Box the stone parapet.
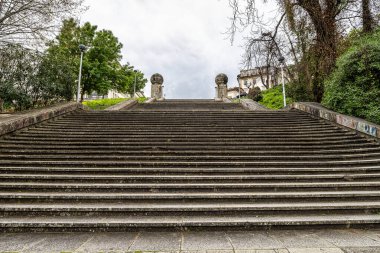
[104,99,137,111]
[291,102,380,139]
[0,102,84,136]
[241,99,270,111]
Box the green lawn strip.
[82,98,129,110]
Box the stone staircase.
[0,99,379,231]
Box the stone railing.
[291,102,380,139]
[0,102,85,136]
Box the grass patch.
[258,85,293,109]
[82,98,129,110]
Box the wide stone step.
[1,173,379,183]
[1,213,379,232]
[1,201,380,213]
[1,159,380,168]
[1,166,379,174]
[0,140,371,147]
[1,190,380,201]
[1,153,379,162]
[0,143,377,151]
[1,182,380,192]
[15,131,356,138]
[3,147,380,155]
[4,135,363,142]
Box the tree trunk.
[297,0,338,102]
[362,0,373,33]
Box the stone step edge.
[1,191,380,199]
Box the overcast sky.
[82,0,247,99]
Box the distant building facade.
[227,66,289,99]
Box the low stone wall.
[0,102,84,136]
[291,102,380,139]
[145,98,156,103]
[241,99,270,111]
[104,99,137,111]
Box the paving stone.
[235,250,278,253]
[129,232,181,251]
[75,232,137,252]
[316,230,380,248]
[206,250,234,253]
[275,250,290,253]
[287,248,344,253]
[25,233,91,253]
[341,247,380,253]
[227,231,283,249]
[0,233,47,252]
[182,232,232,250]
[268,230,334,248]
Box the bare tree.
[0,0,84,46]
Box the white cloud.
[82,0,245,98]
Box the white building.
[227,67,289,99]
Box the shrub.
[322,29,380,124]
[248,87,263,101]
[258,85,293,109]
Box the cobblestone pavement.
[1,229,380,253]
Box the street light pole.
[278,56,286,107]
[237,75,241,101]
[133,70,137,98]
[77,44,87,103]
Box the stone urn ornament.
[215,73,228,100]
[151,73,164,100]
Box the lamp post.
[278,56,286,107]
[133,70,137,98]
[77,44,87,103]
[237,75,241,101]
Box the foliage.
[257,85,293,110]
[322,29,380,124]
[82,98,129,110]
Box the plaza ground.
[1,229,380,253]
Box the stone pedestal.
[215,73,228,100]
[151,73,164,100]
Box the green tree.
[47,18,147,101]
